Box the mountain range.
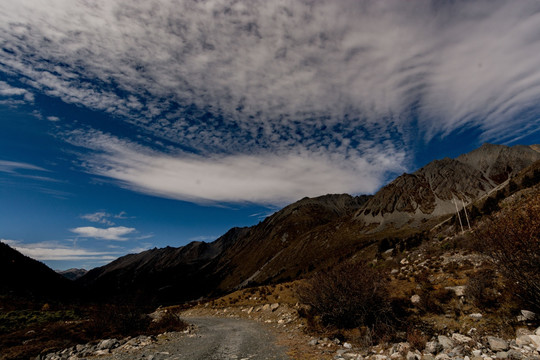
[2,143,540,304]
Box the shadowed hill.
[78,226,249,303]
[0,242,78,301]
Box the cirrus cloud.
[1,0,540,206]
[0,0,539,151]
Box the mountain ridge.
[76,143,540,303]
[355,143,540,228]
[5,143,538,305]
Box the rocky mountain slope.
[72,143,539,304]
[356,143,540,228]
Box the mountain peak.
[356,143,540,227]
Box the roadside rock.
[487,336,509,352]
[516,335,534,346]
[507,349,523,359]
[520,310,537,320]
[425,340,443,354]
[435,353,451,360]
[445,286,466,297]
[438,335,455,350]
[97,338,119,350]
[452,333,473,344]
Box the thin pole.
[461,199,471,230]
[453,197,464,233]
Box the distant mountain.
[0,242,77,300]
[77,143,540,304]
[57,268,88,281]
[78,226,248,303]
[78,194,370,303]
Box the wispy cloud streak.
[1,239,119,261]
[67,130,406,205]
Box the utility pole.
[453,197,464,233]
[461,198,471,230]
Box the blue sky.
[1,0,540,270]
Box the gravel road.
[92,317,290,360]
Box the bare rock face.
[360,158,490,217]
[457,143,540,183]
[357,144,540,225]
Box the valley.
[2,143,540,360]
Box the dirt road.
[92,317,290,360]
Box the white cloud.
[47,116,60,122]
[0,160,61,185]
[1,239,118,261]
[70,226,136,241]
[80,211,132,226]
[68,130,406,205]
[249,210,279,221]
[1,0,539,154]
[2,0,540,208]
[0,81,34,103]
[114,211,129,219]
[0,160,48,174]
[129,246,152,254]
[80,212,114,226]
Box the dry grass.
[0,302,188,360]
[209,281,300,308]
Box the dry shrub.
[475,190,540,314]
[407,326,427,350]
[149,311,188,333]
[465,268,499,309]
[412,272,452,314]
[297,262,395,339]
[84,304,151,338]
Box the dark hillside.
[0,242,77,301]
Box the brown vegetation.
[297,262,396,340]
[0,302,188,360]
[474,190,540,315]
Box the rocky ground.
[35,316,289,360]
[36,289,540,360]
[182,300,540,360]
[36,241,540,360]
[36,302,540,360]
